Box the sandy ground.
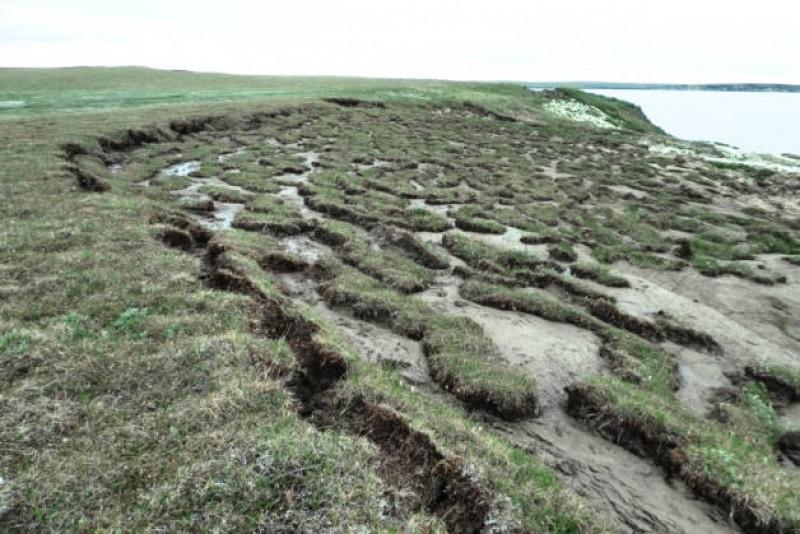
[611,263,800,368]
[492,409,739,533]
[417,271,603,407]
[410,245,739,531]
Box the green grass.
[0,66,552,118]
[571,262,630,287]
[233,196,311,236]
[198,184,254,203]
[203,245,597,531]
[454,212,507,234]
[443,231,542,272]
[344,362,602,533]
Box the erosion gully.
[139,138,740,532]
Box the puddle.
[273,151,319,184]
[272,151,324,221]
[169,174,251,230]
[162,161,201,177]
[108,164,122,174]
[201,203,244,230]
[298,151,319,169]
[282,235,332,263]
[173,176,251,198]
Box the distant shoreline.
[524,82,800,93]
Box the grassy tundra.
[2,67,800,532]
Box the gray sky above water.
[1,0,797,83]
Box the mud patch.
[68,165,109,192]
[744,365,800,405]
[277,186,323,221]
[244,272,490,532]
[418,272,604,407]
[333,396,489,533]
[669,343,733,414]
[170,176,251,230]
[323,97,386,109]
[313,301,431,386]
[606,266,800,369]
[491,410,738,533]
[566,383,776,533]
[777,431,800,467]
[371,226,450,270]
[154,225,195,252]
[281,236,331,264]
[779,403,800,429]
[204,202,245,230]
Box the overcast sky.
[1,0,797,83]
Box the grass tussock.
[567,377,800,532]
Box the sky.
[1,0,798,83]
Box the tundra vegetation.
[2,67,800,532]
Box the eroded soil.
[64,97,800,531]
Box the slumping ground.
[2,69,800,533]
